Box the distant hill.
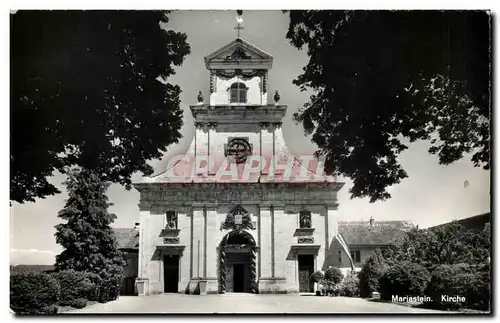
[10,264,55,274]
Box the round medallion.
[226,138,251,164]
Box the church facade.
[133,36,344,295]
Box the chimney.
[369,217,374,226]
[134,222,140,230]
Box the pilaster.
[259,207,272,278]
[192,207,205,278]
[205,206,218,278]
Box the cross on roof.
[234,23,244,37]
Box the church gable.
[204,38,273,70]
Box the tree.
[428,222,491,266]
[358,248,387,297]
[11,11,191,204]
[54,168,125,282]
[378,261,431,301]
[285,11,491,202]
[384,223,491,270]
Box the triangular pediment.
[204,37,273,70]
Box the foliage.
[10,272,60,315]
[11,10,191,203]
[339,275,360,297]
[324,267,343,285]
[424,263,490,311]
[54,169,126,298]
[97,277,121,303]
[466,263,491,311]
[70,298,88,309]
[51,270,95,306]
[285,11,490,202]
[310,271,325,283]
[358,249,387,297]
[384,223,491,271]
[378,262,431,301]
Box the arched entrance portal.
[219,230,258,294]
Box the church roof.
[204,37,273,70]
[114,228,139,250]
[338,220,414,246]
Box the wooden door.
[163,255,179,293]
[298,255,314,293]
[299,270,311,292]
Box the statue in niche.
[166,211,178,229]
[299,211,312,229]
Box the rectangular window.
[230,89,238,103]
[337,250,342,263]
[350,250,361,263]
[239,88,247,102]
[166,211,178,229]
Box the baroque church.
[130,30,344,295]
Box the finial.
[197,91,204,104]
[274,90,281,104]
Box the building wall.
[120,251,139,295]
[137,201,340,295]
[328,242,390,276]
[192,123,282,178]
[210,75,267,106]
[122,251,139,278]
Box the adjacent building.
[330,219,413,275]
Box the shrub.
[378,262,431,301]
[324,267,343,285]
[359,249,387,298]
[310,271,324,284]
[82,272,104,301]
[339,275,360,297]
[97,277,121,303]
[10,272,60,314]
[425,263,490,311]
[70,298,88,309]
[51,270,95,306]
[467,263,490,311]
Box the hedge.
[51,270,96,306]
[10,270,123,314]
[424,263,490,311]
[10,272,60,315]
[378,262,431,301]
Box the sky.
[10,10,491,265]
